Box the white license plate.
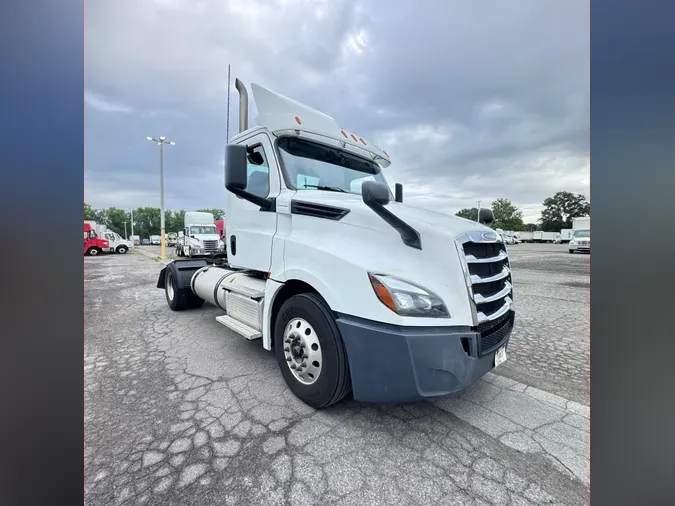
[494,346,507,367]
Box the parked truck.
[150,235,161,245]
[84,222,109,256]
[533,231,559,243]
[156,79,515,408]
[166,232,178,247]
[100,226,133,254]
[560,229,573,243]
[569,217,590,254]
[215,219,226,242]
[519,231,534,243]
[176,212,225,258]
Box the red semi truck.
[84,222,109,256]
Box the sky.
[85,0,589,224]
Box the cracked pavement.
[85,244,589,505]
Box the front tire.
[274,293,351,409]
[569,249,574,254]
[117,246,128,254]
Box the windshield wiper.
[302,184,346,193]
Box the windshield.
[276,137,391,196]
[190,226,217,235]
[574,230,590,238]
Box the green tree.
[84,202,99,221]
[133,207,162,239]
[539,192,589,232]
[100,207,129,236]
[456,208,478,221]
[197,208,226,220]
[166,210,186,233]
[491,198,525,231]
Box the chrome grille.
[456,231,514,325]
[203,240,218,253]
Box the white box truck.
[560,229,573,243]
[150,235,161,245]
[569,217,590,253]
[519,231,534,243]
[156,79,515,408]
[176,212,225,258]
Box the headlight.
[368,273,449,317]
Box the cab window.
[246,145,270,198]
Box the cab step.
[221,283,265,299]
[215,315,262,340]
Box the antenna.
[226,64,231,143]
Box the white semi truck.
[176,211,225,258]
[156,79,515,408]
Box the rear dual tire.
[274,293,351,409]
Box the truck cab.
[84,222,109,256]
[103,230,133,254]
[156,79,515,408]
[176,212,225,258]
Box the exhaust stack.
[234,78,249,133]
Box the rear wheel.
[274,293,351,409]
[87,247,101,256]
[165,268,204,311]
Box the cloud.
[84,91,134,114]
[85,0,588,223]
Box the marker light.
[295,116,302,125]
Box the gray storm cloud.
[85,0,588,223]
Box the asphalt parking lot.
[85,243,589,505]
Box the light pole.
[146,136,175,259]
[476,200,482,222]
[124,222,128,240]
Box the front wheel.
[569,249,574,254]
[274,293,351,409]
[117,246,128,254]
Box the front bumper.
[569,243,590,251]
[336,312,514,404]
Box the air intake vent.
[290,200,350,221]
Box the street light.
[476,200,482,223]
[146,136,175,259]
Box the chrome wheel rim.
[283,318,322,385]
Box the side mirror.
[362,181,391,207]
[225,144,248,191]
[178,231,184,238]
[478,208,494,226]
[394,183,403,203]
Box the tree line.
[455,191,589,232]
[84,203,225,239]
[85,190,588,238]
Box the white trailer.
[176,211,225,258]
[156,79,516,408]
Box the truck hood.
[292,190,493,240]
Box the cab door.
[226,132,281,272]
